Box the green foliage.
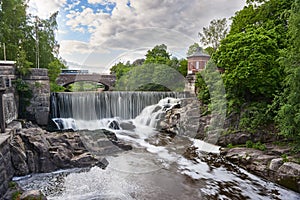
[116,63,185,91]
[12,191,21,200]
[67,81,104,92]
[201,0,298,145]
[187,43,202,56]
[178,59,188,77]
[0,0,27,60]
[16,49,33,76]
[47,58,67,91]
[239,102,273,132]
[14,78,32,118]
[281,154,289,162]
[8,181,17,189]
[214,27,281,109]
[246,140,266,151]
[144,44,171,65]
[195,73,210,104]
[50,82,65,92]
[195,60,226,115]
[0,1,64,81]
[110,61,131,79]
[112,44,186,91]
[199,18,228,51]
[15,78,32,98]
[47,58,66,82]
[276,0,300,142]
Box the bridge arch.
[56,74,116,91]
[62,80,110,91]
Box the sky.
[27,0,246,74]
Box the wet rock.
[10,127,103,175]
[10,135,29,176]
[71,152,98,167]
[269,158,284,171]
[108,120,120,130]
[94,158,109,169]
[278,162,300,176]
[222,147,300,193]
[217,132,251,146]
[120,121,136,130]
[158,97,201,138]
[20,190,47,200]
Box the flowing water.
[15,92,300,200]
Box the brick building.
[187,49,210,75]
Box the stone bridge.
[56,74,116,90]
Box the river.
[14,92,300,200]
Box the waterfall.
[51,91,189,121]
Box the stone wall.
[0,61,18,126]
[23,69,50,125]
[0,134,14,197]
[3,93,18,124]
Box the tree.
[115,63,185,92]
[187,43,202,56]
[110,61,132,79]
[198,18,228,51]
[178,59,187,77]
[276,0,300,140]
[0,0,28,61]
[0,1,66,91]
[144,44,171,64]
[214,27,281,108]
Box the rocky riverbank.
[222,145,300,193]
[160,98,300,193]
[2,121,133,199]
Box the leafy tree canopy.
[144,44,171,65]
[0,0,66,91]
[198,18,228,51]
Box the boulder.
[222,147,300,193]
[278,162,300,176]
[269,158,284,171]
[10,127,103,175]
[20,190,47,200]
[119,121,136,130]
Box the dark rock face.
[223,147,300,193]
[158,98,201,138]
[10,127,100,176]
[217,131,280,147]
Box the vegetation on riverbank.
[0,0,66,91]
[110,44,187,91]
[196,0,300,148]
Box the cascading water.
[14,92,300,200]
[50,91,188,130]
[51,91,189,120]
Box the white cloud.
[81,0,243,54]
[87,0,107,4]
[27,0,67,19]
[60,40,93,55]
[29,0,246,69]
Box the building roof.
[187,49,210,58]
